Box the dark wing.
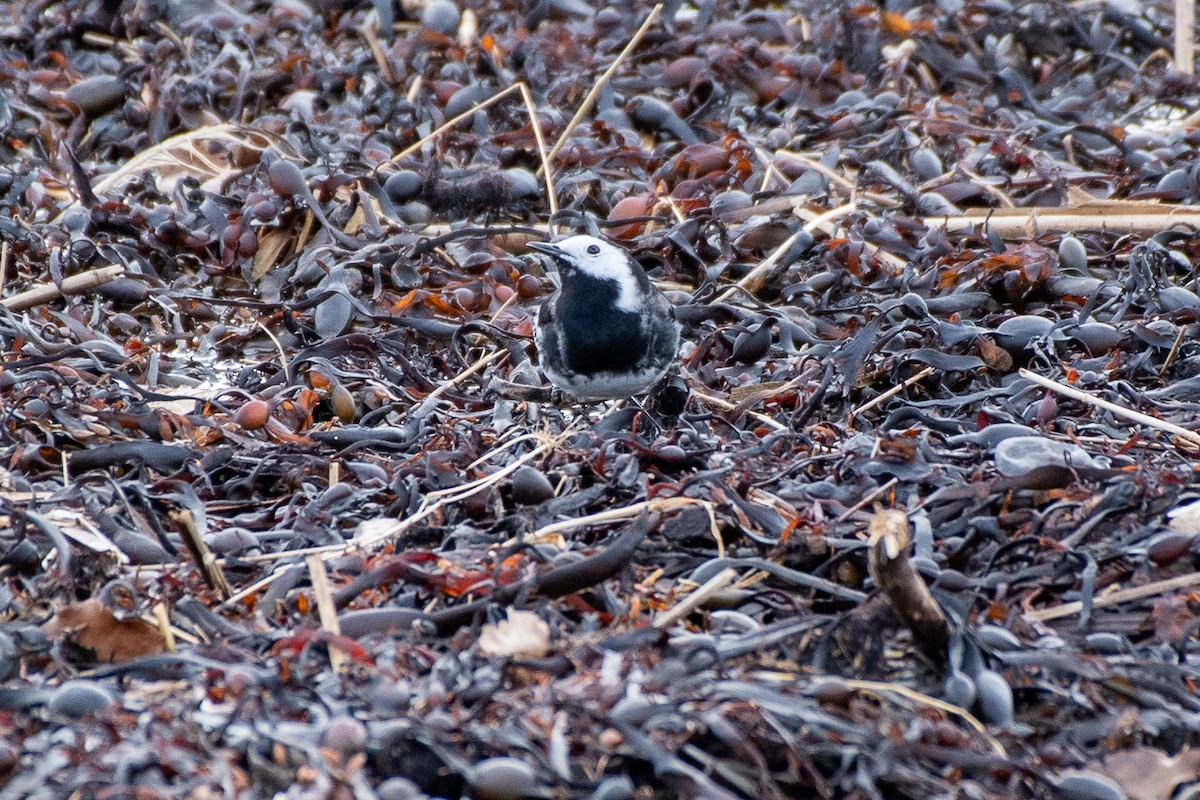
[643,288,682,363]
[534,298,559,361]
[536,297,557,329]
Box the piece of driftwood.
[866,509,949,666]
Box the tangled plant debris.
[3,0,1200,797]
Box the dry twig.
[836,478,898,524]
[772,150,899,207]
[1177,0,1196,74]
[1025,570,1200,622]
[516,82,559,220]
[219,427,579,606]
[716,201,857,301]
[2,264,125,311]
[151,602,176,650]
[654,567,738,629]
[360,17,395,84]
[306,554,345,673]
[686,381,787,432]
[848,366,936,424]
[921,202,1200,238]
[840,679,1004,756]
[1019,368,1200,449]
[542,4,663,168]
[533,497,716,540]
[401,348,504,414]
[387,85,523,166]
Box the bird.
[528,235,681,400]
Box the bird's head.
[528,235,642,312]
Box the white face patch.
[549,235,642,313]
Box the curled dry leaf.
[43,599,166,664]
[478,610,550,659]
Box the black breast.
[555,274,647,375]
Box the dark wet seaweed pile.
[3,0,1200,797]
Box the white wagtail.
[528,235,681,400]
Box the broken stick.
[867,509,949,666]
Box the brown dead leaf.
[43,599,166,663]
[977,336,1014,372]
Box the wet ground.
[2,0,1200,798]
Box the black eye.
[586,244,601,255]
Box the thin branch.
[221,566,291,608]
[866,509,949,665]
[959,166,1016,208]
[172,509,233,600]
[516,82,559,221]
[921,203,1200,238]
[306,554,345,673]
[686,381,787,432]
[2,264,125,311]
[387,84,523,166]
[716,201,856,302]
[1177,0,1195,74]
[654,567,738,629]
[406,74,423,103]
[142,608,199,645]
[840,679,1005,756]
[835,477,898,524]
[542,4,663,169]
[150,602,176,650]
[532,496,715,539]
[0,240,8,297]
[849,366,935,424]
[1019,368,1200,449]
[360,17,395,84]
[1161,324,1187,377]
[217,427,579,606]
[400,348,504,415]
[256,320,291,385]
[772,150,899,207]
[1025,570,1200,622]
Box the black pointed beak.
[528,242,561,256]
